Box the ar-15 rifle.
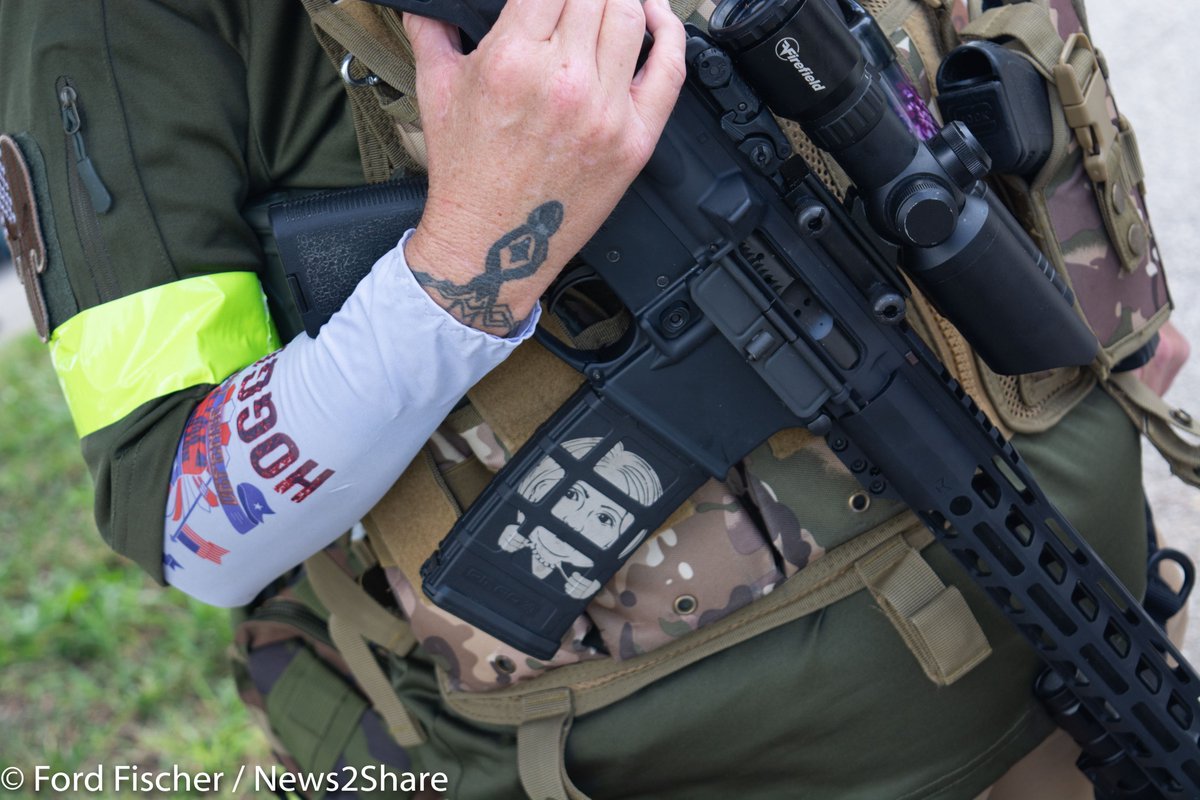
[274,0,1200,795]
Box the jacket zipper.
[57,76,119,301]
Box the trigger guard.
[537,262,632,374]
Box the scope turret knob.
[931,121,992,188]
[694,48,733,88]
[890,179,957,247]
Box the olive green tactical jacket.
[0,1,359,580]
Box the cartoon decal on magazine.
[499,437,664,599]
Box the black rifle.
[274,1,1200,795]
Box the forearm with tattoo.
[411,201,564,336]
[162,236,538,607]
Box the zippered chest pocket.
[55,76,120,304]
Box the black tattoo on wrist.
[413,201,565,334]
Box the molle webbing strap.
[1106,373,1200,491]
[365,446,460,600]
[868,0,960,58]
[439,450,498,508]
[365,326,585,588]
[1056,58,1148,274]
[670,0,706,20]
[467,335,585,454]
[961,3,1075,80]
[855,535,991,685]
[960,3,1150,274]
[302,0,706,182]
[302,0,421,180]
[871,0,923,41]
[302,0,419,107]
[916,0,961,55]
[308,551,417,655]
[306,0,704,95]
[906,3,955,92]
[311,23,413,182]
[327,616,426,746]
[517,689,589,800]
[367,329,731,587]
[306,552,426,747]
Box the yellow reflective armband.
[49,272,281,437]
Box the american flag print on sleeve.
[162,233,539,607]
[164,363,292,568]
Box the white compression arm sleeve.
[162,231,538,606]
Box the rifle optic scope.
[709,0,1100,374]
[710,0,979,245]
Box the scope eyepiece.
[708,0,802,50]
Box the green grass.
[0,333,271,797]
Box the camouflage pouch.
[230,541,436,799]
[949,0,1171,430]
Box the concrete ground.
[0,1,1196,657]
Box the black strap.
[1143,501,1195,626]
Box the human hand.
[403,0,686,335]
[1137,321,1191,396]
[564,572,602,599]
[499,516,530,552]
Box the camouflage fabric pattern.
[386,565,604,693]
[588,479,784,658]
[692,0,717,25]
[427,430,470,472]
[457,422,508,471]
[399,409,879,691]
[400,415,829,689]
[1044,142,1168,349]
[891,28,935,104]
[945,0,1168,352]
[1040,0,1170,351]
[430,416,510,473]
[232,641,434,799]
